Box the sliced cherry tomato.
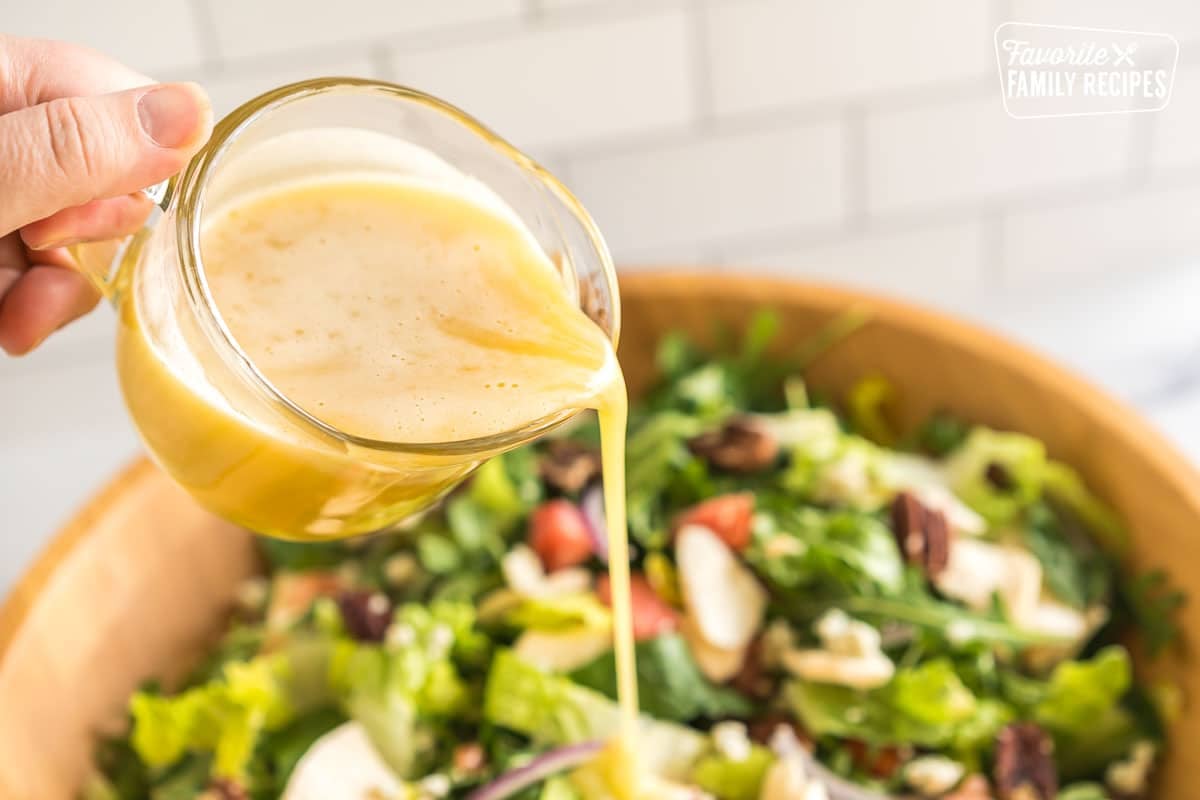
[675,492,755,551]
[597,573,679,640]
[528,499,595,571]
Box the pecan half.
[337,590,393,643]
[687,416,779,473]
[844,739,913,780]
[539,440,602,494]
[994,723,1058,800]
[747,715,814,752]
[890,491,951,578]
[729,636,776,700]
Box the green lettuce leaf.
[692,746,774,800]
[788,660,1003,752]
[130,651,299,781]
[569,634,752,723]
[508,593,612,633]
[483,649,707,780]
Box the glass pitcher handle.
[67,179,171,300]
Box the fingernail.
[138,83,204,149]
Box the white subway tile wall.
[3,0,1200,588]
[6,0,1196,317]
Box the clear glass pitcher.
[71,78,619,541]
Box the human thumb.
[0,82,212,235]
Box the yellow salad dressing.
[115,161,644,792]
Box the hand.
[0,35,213,355]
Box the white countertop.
[3,265,1200,593]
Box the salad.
[87,313,1184,800]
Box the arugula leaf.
[257,538,348,571]
[1118,569,1186,656]
[916,411,970,456]
[570,634,753,723]
[1022,503,1111,609]
[747,506,904,597]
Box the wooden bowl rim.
[4,270,1200,668]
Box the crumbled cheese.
[765,535,804,559]
[418,773,451,799]
[815,609,880,657]
[758,751,829,800]
[428,623,454,659]
[768,725,805,758]
[904,756,965,797]
[501,545,590,599]
[945,619,976,646]
[366,593,390,617]
[502,546,546,596]
[759,620,797,669]
[383,553,419,587]
[385,622,416,649]
[1106,741,1156,796]
[711,721,753,762]
[781,610,894,690]
[814,448,874,509]
[235,577,269,613]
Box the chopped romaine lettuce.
[508,593,612,633]
[789,660,1003,752]
[691,746,774,800]
[484,650,707,780]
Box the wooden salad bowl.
[1,273,1196,798]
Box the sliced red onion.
[467,741,604,800]
[769,728,897,800]
[580,485,609,560]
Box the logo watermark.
[994,23,1179,119]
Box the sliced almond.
[759,750,830,800]
[676,525,767,650]
[681,616,746,682]
[781,648,895,690]
[502,545,591,599]
[934,538,1042,622]
[282,721,402,800]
